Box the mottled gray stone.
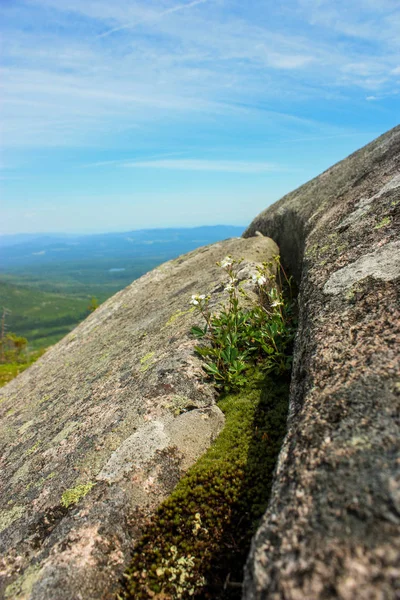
[324,240,400,294]
[336,173,400,230]
[0,236,278,600]
[243,126,400,600]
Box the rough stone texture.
[0,236,278,600]
[243,126,400,599]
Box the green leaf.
[191,325,206,338]
[204,362,223,378]
[194,345,212,357]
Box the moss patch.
[60,482,95,508]
[121,371,289,599]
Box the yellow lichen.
[0,505,25,534]
[163,309,192,328]
[60,482,95,508]
[139,352,155,373]
[374,216,391,229]
[5,566,42,600]
[25,441,41,456]
[165,396,195,416]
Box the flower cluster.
[154,545,205,598]
[217,255,240,293]
[189,254,296,391]
[219,257,233,269]
[190,294,207,306]
[252,273,267,286]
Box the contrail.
[97,0,208,39]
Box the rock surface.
[0,236,278,600]
[243,126,400,598]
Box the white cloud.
[98,0,209,38]
[121,159,288,173]
[2,0,399,149]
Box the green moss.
[121,371,289,599]
[60,482,95,508]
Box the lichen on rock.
[121,372,290,599]
[60,483,95,508]
[0,235,278,600]
[243,125,400,599]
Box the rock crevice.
[243,126,400,599]
[0,236,279,600]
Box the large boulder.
[0,236,278,600]
[243,126,400,598]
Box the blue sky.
[1,0,399,234]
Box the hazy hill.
[0,225,244,346]
[0,226,245,268]
[0,281,91,348]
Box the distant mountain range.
[0,226,244,269]
[0,225,245,347]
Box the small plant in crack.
[190,255,296,392]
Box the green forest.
[0,226,244,386]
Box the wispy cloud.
[121,159,289,173]
[1,0,399,151]
[2,0,398,234]
[98,0,209,38]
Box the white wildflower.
[271,299,283,307]
[252,274,267,286]
[190,294,206,306]
[220,256,233,269]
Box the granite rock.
[0,236,278,600]
[243,126,400,599]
